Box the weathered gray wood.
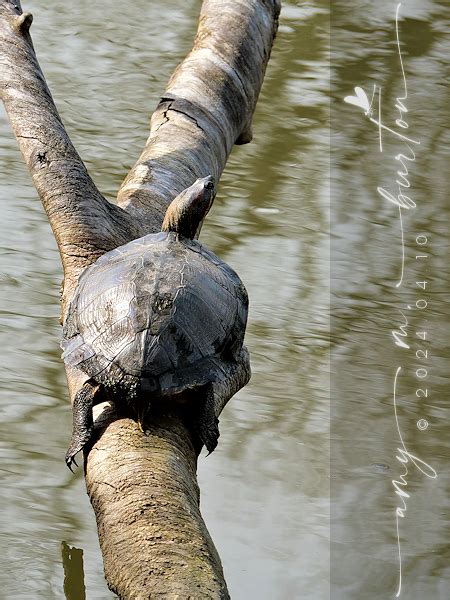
[89,411,230,599]
[117,0,280,236]
[0,0,280,596]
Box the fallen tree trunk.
[0,0,280,596]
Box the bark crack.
[16,133,47,144]
[153,101,173,132]
[91,480,119,492]
[167,107,204,131]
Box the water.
[0,1,448,598]
[331,1,450,598]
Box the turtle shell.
[62,231,248,399]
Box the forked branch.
[1,0,280,596]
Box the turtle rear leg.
[191,352,251,454]
[65,381,97,471]
[193,384,220,455]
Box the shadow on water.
[331,1,450,598]
[61,542,86,600]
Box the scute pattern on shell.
[62,231,248,399]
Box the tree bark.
[0,0,280,597]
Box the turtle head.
[161,175,216,239]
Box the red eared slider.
[62,176,250,469]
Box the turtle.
[62,175,250,470]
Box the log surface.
[0,0,280,596]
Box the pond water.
[0,1,448,598]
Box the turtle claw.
[197,410,219,455]
[65,429,93,471]
[65,453,76,472]
[65,382,95,472]
[65,445,83,471]
[202,426,219,456]
[196,415,219,455]
[191,386,220,455]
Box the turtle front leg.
[65,381,97,471]
[195,349,251,455]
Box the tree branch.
[117,0,280,230]
[87,412,230,598]
[0,0,139,309]
[1,0,280,596]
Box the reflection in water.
[61,542,86,600]
[332,1,450,598]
